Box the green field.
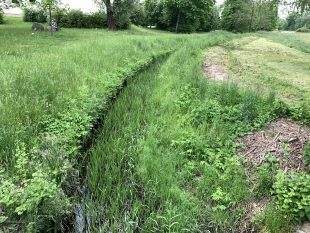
[0,17,309,233]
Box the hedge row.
[23,8,47,23]
[23,8,107,29]
[55,10,107,28]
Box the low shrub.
[55,9,107,28]
[23,8,106,29]
[273,171,310,221]
[23,8,47,23]
[255,154,278,197]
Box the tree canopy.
[222,0,279,32]
[144,0,216,33]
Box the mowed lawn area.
[0,17,309,233]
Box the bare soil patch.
[203,46,229,81]
[238,118,310,172]
[203,64,228,81]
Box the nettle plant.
[0,139,71,231]
[273,171,310,222]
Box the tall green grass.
[0,17,183,231]
[84,32,286,232]
[1,17,308,232]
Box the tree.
[250,0,279,31]
[221,0,252,32]
[282,0,310,13]
[95,0,134,30]
[130,1,147,26]
[284,11,310,30]
[145,0,215,33]
[144,0,164,26]
[39,0,59,33]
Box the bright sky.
[61,0,99,12]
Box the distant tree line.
[221,0,279,32]
[20,0,309,33]
[129,0,280,32]
[282,0,310,31]
[141,0,219,33]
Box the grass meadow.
[0,17,309,232]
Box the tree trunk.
[49,5,53,35]
[175,11,180,33]
[104,0,116,30]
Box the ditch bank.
[66,52,172,233]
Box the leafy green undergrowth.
[251,154,310,233]
[0,17,186,232]
[1,17,309,233]
[84,32,295,232]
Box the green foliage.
[221,0,252,32]
[210,5,221,30]
[250,0,279,31]
[1,16,309,233]
[163,0,216,32]
[254,203,294,233]
[304,142,310,166]
[0,142,71,231]
[54,9,107,28]
[130,2,147,26]
[114,0,135,29]
[290,0,310,13]
[273,171,310,221]
[222,0,279,32]
[284,12,310,31]
[290,103,310,124]
[0,7,3,24]
[144,0,216,33]
[285,12,301,30]
[0,17,180,232]
[40,0,60,13]
[255,154,278,197]
[144,0,164,26]
[23,8,47,23]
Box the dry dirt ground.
[236,118,309,233]
[203,46,229,81]
[238,118,310,172]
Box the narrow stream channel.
[75,56,169,232]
